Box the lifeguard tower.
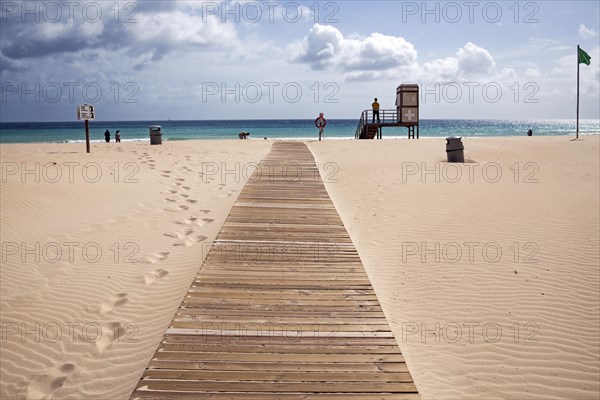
[355,83,420,139]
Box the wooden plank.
[157,344,403,354]
[136,380,418,393]
[132,393,420,400]
[142,370,415,382]
[129,142,419,399]
[145,360,411,372]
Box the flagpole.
[577,45,580,139]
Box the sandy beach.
[309,136,600,399]
[0,140,271,399]
[1,136,599,399]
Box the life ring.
[315,117,327,128]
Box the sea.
[0,119,598,144]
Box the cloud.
[421,42,496,82]
[0,1,240,67]
[292,24,343,70]
[124,11,239,62]
[292,24,417,76]
[579,24,598,40]
[1,16,109,60]
[292,25,499,84]
[456,42,496,74]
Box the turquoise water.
[0,119,598,144]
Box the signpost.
[77,104,95,153]
[315,113,327,141]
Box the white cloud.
[457,42,496,74]
[421,42,496,82]
[292,26,498,85]
[579,24,598,40]
[291,24,417,77]
[292,24,343,70]
[126,11,239,54]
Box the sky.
[0,0,599,122]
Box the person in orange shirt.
[372,98,380,123]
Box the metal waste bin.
[149,125,162,145]
[446,136,464,162]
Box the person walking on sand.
[527,129,533,136]
[372,98,380,123]
[104,129,110,143]
[115,130,121,143]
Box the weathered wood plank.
[129,142,419,399]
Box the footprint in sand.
[142,251,170,264]
[164,198,177,203]
[94,324,123,354]
[186,199,197,204]
[182,186,191,191]
[172,229,202,247]
[175,178,185,182]
[98,293,128,314]
[164,205,189,212]
[143,269,169,285]
[173,216,199,226]
[202,218,214,224]
[27,363,75,400]
[173,237,197,247]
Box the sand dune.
[1,140,270,399]
[309,136,600,400]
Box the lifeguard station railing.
[354,109,399,139]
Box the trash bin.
[149,125,162,145]
[446,136,464,162]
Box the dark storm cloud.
[0,0,237,71]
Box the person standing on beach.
[372,98,380,123]
[527,129,533,136]
[115,130,121,142]
[104,129,110,143]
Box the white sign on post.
[77,104,95,120]
[77,105,94,153]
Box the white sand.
[308,136,600,399]
[1,136,599,399]
[0,140,271,399]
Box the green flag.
[578,47,591,65]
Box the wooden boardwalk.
[130,142,419,399]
